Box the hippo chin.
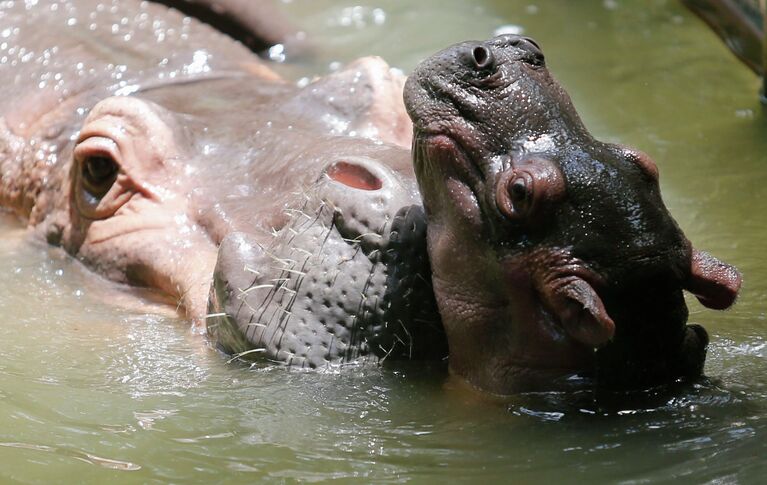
[0,0,741,395]
[404,35,742,393]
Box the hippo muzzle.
[208,154,447,367]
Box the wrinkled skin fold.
[404,35,742,393]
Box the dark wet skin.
[404,35,742,393]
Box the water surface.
[0,0,765,482]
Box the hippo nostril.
[471,46,494,70]
[326,161,383,191]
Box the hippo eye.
[497,170,535,221]
[497,158,564,223]
[81,154,118,199]
[509,176,532,213]
[510,179,528,201]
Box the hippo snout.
[207,152,446,367]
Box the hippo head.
[404,35,741,393]
[38,58,446,368]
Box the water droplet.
[268,43,285,63]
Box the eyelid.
[74,136,120,165]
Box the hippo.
[0,0,443,366]
[403,36,742,392]
[0,1,740,394]
[682,0,764,76]
[682,0,766,100]
[151,0,308,58]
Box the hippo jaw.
[404,35,742,394]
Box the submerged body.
[0,1,741,394]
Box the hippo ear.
[685,249,742,310]
[538,276,615,347]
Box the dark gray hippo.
[404,36,742,392]
[0,0,741,394]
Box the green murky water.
[1,0,765,482]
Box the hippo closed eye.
[404,34,742,392]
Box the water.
[1,0,766,482]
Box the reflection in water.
[0,0,766,482]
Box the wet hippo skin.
[0,0,444,368]
[151,0,309,58]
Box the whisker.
[238,284,275,296]
[226,348,267,363]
